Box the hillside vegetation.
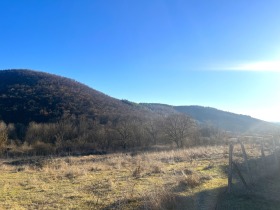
[0,70,221,155]
[0,69,278,156]
[0,69,147,124]
[141,104,277,133]
[174,106,278,133]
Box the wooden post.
[260,139,265,158]
[238,139,253,182]
[228,144,234,193]
[233,162,251,191]
[260,139,266,171]
[272,137,279,169]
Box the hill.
[174,105,264,133]
[0,69,277,134]
[0,69,278,155]
[0,69,147,124]
[141,104,278,133]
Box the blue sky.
[1,0,280,121]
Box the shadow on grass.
[99,177,280,210]
[2,156,48,169]
[101,152,280,210]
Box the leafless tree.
[114,116,133,149]
[162,114,196,148]
[144,117,163,145]
[0,121,8,151]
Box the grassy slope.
[0,145,279,210]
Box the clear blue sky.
[1,0,280,121]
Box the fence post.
[260,139,267,172]
[238,139,253,182]
[228,143,234,193]
[232,162,250,191]
[260,139,265,158]
[272,137,279,169]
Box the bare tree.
[114,116,133,149]
[0,121,8,152]
[144,117,162,145]
[163,114,195,148]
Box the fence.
[213,135,280,210]
[227,135,280,193]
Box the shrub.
[142,186,176,210]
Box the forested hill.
[174,106,265,132]
[0,69,147,124]
[141,104,278,133]
[0,69,277,134]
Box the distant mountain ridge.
[174,105,275,133]
[141,104,278,133]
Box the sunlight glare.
[229,60,280,72]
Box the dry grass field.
[0,144,279,210]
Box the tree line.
[0,113,228,156]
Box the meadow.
[0,144,279,210]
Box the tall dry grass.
[0,144,272,209]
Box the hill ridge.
[141,103,277,133]
[0,69,147,124]
[0,69,277,134]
